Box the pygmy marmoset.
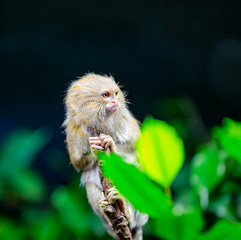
[63,73,148,239]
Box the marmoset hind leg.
[86,182,147,240]
[86,183,133,233]
[85,182,116,238]
[107,187,148,240]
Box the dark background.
[1,0,241,140]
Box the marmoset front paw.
[89,136,105,151]
[89,134,116,153]
[99,134,117,152]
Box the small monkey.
[63,73,148,239]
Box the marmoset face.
[100,88,122,113]
[67,74,125,122]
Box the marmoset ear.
[66,84,82,113]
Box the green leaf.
[0,218,26,240]
[99,152,171,218]
[153,206,203,240]
[208,194,236,221]
[220,181,241,195]
[33,213,61,240]
[174,187,199,208]
[10,170,45,202]
[195,220,241,240]
[135,117,185,187]
[190,143,227,208]
[22,209,61,240]
[51,187,90,235]
[213,118,241,164]
[0,127,52,176]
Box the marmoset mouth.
[106,102,119,113]
[107,105,119,112]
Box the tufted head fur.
[64,73,139,143]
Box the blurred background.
[0,0,241,239]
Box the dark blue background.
[1,0,241,149]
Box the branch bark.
[98,165,133,240]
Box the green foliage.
[213,118,241,164]
[51,185,110,238]
[208,194,236,221]
[136,118,185,188]
[0,128,50,201]
[100,151,204,240]
[101,117,241,240]
[51,186,90,235]
[10,169,45,202]
[190,143,227,208]
[0,218,26,240]
[0,112,241,240]
[0,128,110,240]
[22,210,61,240]
[195,220,241,240]
[98,152,171,218]
[153,207,203,240]
[0,128,51,175]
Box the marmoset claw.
[98,198,115,213]
[107,187,132,220]
[107,187,123,204]
[90,144,104,151]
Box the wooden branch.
[98,165,133,240]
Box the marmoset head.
[65,74,126,124]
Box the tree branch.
[98,164,133,240]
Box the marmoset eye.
[102,92,109,98]
[115,91,118,95]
